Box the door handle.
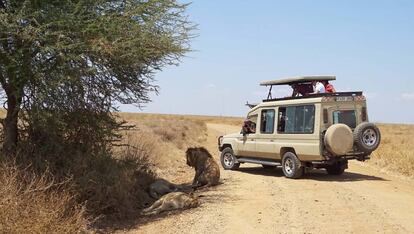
[251,139,255,141]
[270,139,274,142]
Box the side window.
[278,105,315,134]
[260,109,275,134]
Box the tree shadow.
[236,166,387,182]
[96,182,231,232]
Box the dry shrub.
[4,132,158,228]
[368,124,414,178]
[0,162,87,233]
[118,113,210,183]
[60,145,157,221]
[0,111,216,232]
[0,112,210,232]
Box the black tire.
[325,160,347,175]
[354,122,381,153]
[220,147,240,170]
[262,165,276,169]
[281,152,303,179]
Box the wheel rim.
[223,152,234,167]
[362,129,377,147]
[284,158,294,175]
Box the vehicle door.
[255,108,278,159]
[273,104,320,161]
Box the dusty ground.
[123,123,414,234]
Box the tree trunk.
[2,91,21,156]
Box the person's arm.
[312,83,324,94]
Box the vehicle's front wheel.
[281,152,303,179]
[220,147,240,170]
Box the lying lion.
[141,192,199,215]
[186,147,220,188]
[148,179,180,199]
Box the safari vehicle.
[217,76,381,179]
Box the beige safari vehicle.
[218,76,381,178]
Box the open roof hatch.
[260,76,336,99]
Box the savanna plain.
[1,112,413,233]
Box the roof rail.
[260,76,336,86]
[263,91,363,102]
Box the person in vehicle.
[323,81,336,93]
[311,81,325,94]
[242,119,256,134]
[290,83,313,97]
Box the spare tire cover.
[324,124,353,156]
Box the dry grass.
[0,112,212,233]
[121,113,414,179]
[119,113,210,183]
[0,162,88,233]
[121,113,208,150]
[122,113,243,127]
[368,124,414,178]
[1,109,412,233]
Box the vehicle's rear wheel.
[281,152,303,179]
[262,165,276,169]
[220,147,240,170]
[325,160,347,175]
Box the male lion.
[141,192,199,215]
[186,147,220,188]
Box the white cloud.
[401,93,414,101]
[206,83,216,88]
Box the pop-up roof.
[260,76,336,86]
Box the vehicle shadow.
[236,166,387,182]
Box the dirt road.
[130,124,414,234]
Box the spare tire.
[353,122,381,153]
[324,124,354,156]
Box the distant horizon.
[120,0,414,124]
[117,110,414,125]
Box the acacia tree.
[0,0,193,155]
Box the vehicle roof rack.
[262,91,363,102]
[260,76,336,99]
[260,76,336,86]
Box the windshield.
[333,110,356,128]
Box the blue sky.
[121,0,414,124]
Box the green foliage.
[0,0,193,147]
[0,0,193,222]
